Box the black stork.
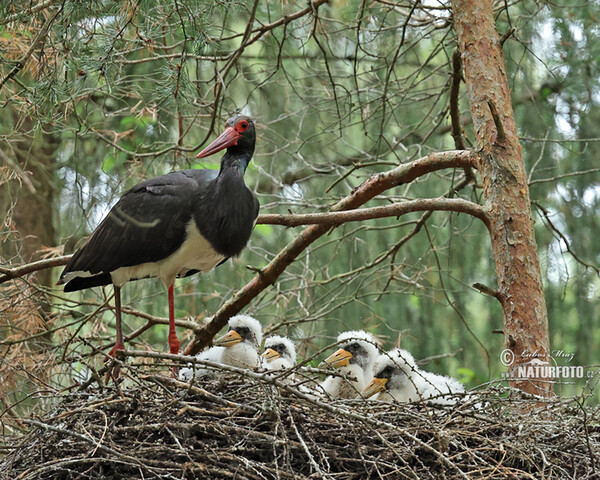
[58,115,259,379]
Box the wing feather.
[60,169,218,288]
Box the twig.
[533,201,600,276]
[22,419,161,474]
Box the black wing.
[60,169,218,291]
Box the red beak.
[196,127,240,158]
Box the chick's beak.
[213,330,243,348]
[262,348,281,362]
[320,348,353,368]
[196,127,240,158]
[361,377,388,399]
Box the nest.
[1,365,599,480]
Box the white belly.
[111,222,225,288]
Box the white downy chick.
[361,348,464,404]
[179,314,263,381]
[262,335,297,371]
[319,330,379,399]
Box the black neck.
[219,149,253,176]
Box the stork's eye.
[238,121,249,131]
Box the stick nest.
[1,369,599,480]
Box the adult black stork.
[58,115,259,379]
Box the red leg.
[167,284,180,376]
[168,284,180,355]
[105,285,125,382]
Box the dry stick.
[185,149,477,354]
[288,413,335,480]
[126,349,471,479]
[0,256,71,284]
[21,419,175,479]
[450,48,466,151]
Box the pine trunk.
[452,0,553,396]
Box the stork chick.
[262,335,297,371]
[361,348,464,404]
[319,330,379,399]
[179,314,262,381]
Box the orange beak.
[262,348,280,362]
[361,377,388,399]
[321,348,353,368]
[213,330,243,348]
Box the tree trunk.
[452,0,552,396]
[0,116,58,315]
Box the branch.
[184,149,476,354]
[499,27,515,46]
[1,152,474,288]
[533,201,600,276]
[0,256,71,284]
[239,0,329,47]
[258,198,488,228]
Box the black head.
[373,350,418,391]
[196,115,256,160]
[375,364,396,381]
[231,325,253,342]
[342,341,369,367]
[270,343,287,356]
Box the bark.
[0,116,58,313]
[452,0,552,396]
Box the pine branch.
[0,5,62,90]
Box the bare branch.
[184,149,476,354]
[533,201,600,276]
[258,198,488,228]
[450,49,466,151]
[0,256,71,284]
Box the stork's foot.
[168,334,180,377]
[104,342,126,383]
[170,345,180,377]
